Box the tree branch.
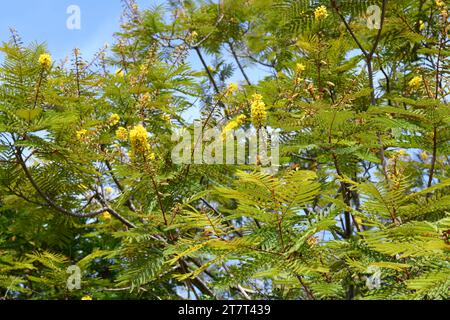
[228,41,252,86]
[15,146,135,229]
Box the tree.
[0,0,448,300]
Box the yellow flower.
[81,296,93,301]
[420,151,429,161]
[38,53,52,69]
[115,69,125,77]
[307,236,319,247]
[294,76,304,86]
[139,64,149,75]
[354,216,363,225]
[436,0,445,8]
[296,63,306,74]
[130,125,148,147]
[314,5,329,21]
[294,64,306,85]
[419,20,425,31]
[102,211,112,221]
[105,187,113,194]
[138,92,152,108]
[252,93,263,101]
[227,82,239,95]
[221,115,247,139]
[76,129,88,141]
[108,114,120,126]
[250,94,267,129]
[222,120,239,139]
[162,114,171,123]
[408,76,422,90]
[129,124,152,157]
[116,127,128,141]
[397,150,407,157]
[236,114,247,125]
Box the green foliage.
[0,0,448,300]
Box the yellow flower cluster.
[419,151,429,162]
[115,69,124,78]
[188,31,198,43]
[38,53,52,69]
[130,125,149,151]
[296,63,306,74]
[102,211,112,221]
[408,76,422,90]
[435,0,448,18]
[81,296,93,301]
[354,216,363,226]
[76,129,88,141]
[419,20,425,31]
[186,31,198,44]
[108,114,120,126]
[162,114,172,123]
[222,121,239,139]
[147,152,156,161]
[236,114,247,125]
[116,127,128,141]
[314,6,329,21]
[250,94,267,129]
[295,63,306,85]
[129,125,154,159]
[138,92,152,109]
[388,151,407,189]
[139,64,149,76]
[396,150,407,157]
[436,0,445,8]
[222,115,247,139]
[105,187,113,194]
[307,236,319,247]
[226,82,239,96]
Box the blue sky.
[0,0,161,60]
[0,0,267,77]
[0,0,267,121]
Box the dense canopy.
[0,0,449,300]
